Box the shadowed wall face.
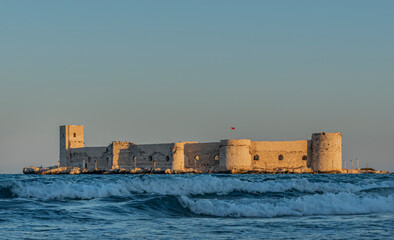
[184,142,220,171]
[112,142,174,170]
[67,147,109,170]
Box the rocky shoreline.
[23,166,390,175]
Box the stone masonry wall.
[250,140,309,170]
[112,142,174,170]
[67,147,109,170]
[183,142,221,172]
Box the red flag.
[231,127,235,130]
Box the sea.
[1,174,393,239]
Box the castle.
[60,125,343,173]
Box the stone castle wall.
[184,142,220,171]
[60,125,342,173]
[112,142,174,170]
[67,147,109,170]
[250,140,310,170]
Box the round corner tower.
[219,139,251,171]
[311,132,342,172]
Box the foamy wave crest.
[178,193,394,217]
[9,175,394,200]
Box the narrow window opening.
[73,133,76,137]
[149,156,153,161]
[278,155,284,161]
[253,155,259,161]
[166,156,170,162]
[302,155,307,161]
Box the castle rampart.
[250,140,310,170]
[59,125,343,173]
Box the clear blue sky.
[1,1,393,173]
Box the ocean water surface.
[0,174,393,239]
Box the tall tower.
[311,132,342,172]
[59,125,84,167]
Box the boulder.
[70,167,81,175]
[23,167,40,174]
[51,167,68,174]
[293,168,303,174]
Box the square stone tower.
[59,125,84,167]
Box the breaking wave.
[178,193,394,217]
[4,175,394,200]
[2,174,394,239]
[2,175,394,218]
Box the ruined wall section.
[183,142,220,172]
[250,140,309,170]
[111,141,132,169]
[311,132,342,172]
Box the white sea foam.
[9,175,394,200]
[178,193,394,217]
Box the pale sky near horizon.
[1,1,394,173]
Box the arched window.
[149,156,153,161]
[253,155,259,161]
[278,155,284,160]
[166,156,170,162]
[302,155,307,161]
